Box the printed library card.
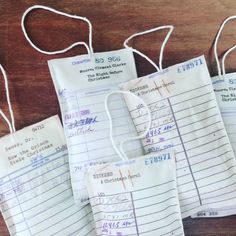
[0,116,95,236]
[120,56,236,218]
[192,73,236,218]
[86,151,184,236]
[48,48,143,205]
[212,73,236,154]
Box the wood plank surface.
[1,0,236,235]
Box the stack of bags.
[0,5,236,236]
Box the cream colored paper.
[86,151,184,236]
[212,73,236,156]
[120,56,236,218]
[0,116,95,236]
[192,73,236,218]
[48,49,143,205]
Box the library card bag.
[120,55,236,218]
[192,16,236,218]
[86,91,184,236]
[212,15,236,156]
[21,4,174,206]
[0,65,95,236]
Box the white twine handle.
[222,44,236,75]
[124,25,174,72]
[214,15,236,76]
[105,90,151,161]
[0,64,16,133]
[21,5,93,55]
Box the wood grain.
[1,0,236,235]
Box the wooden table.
[1,0,236,235]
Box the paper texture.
[0,116,95,236]
[192,72,236,218]
[212,73,236,154]
[120,56,236,218]
[86,151,184,236]
[48,48,143,205]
